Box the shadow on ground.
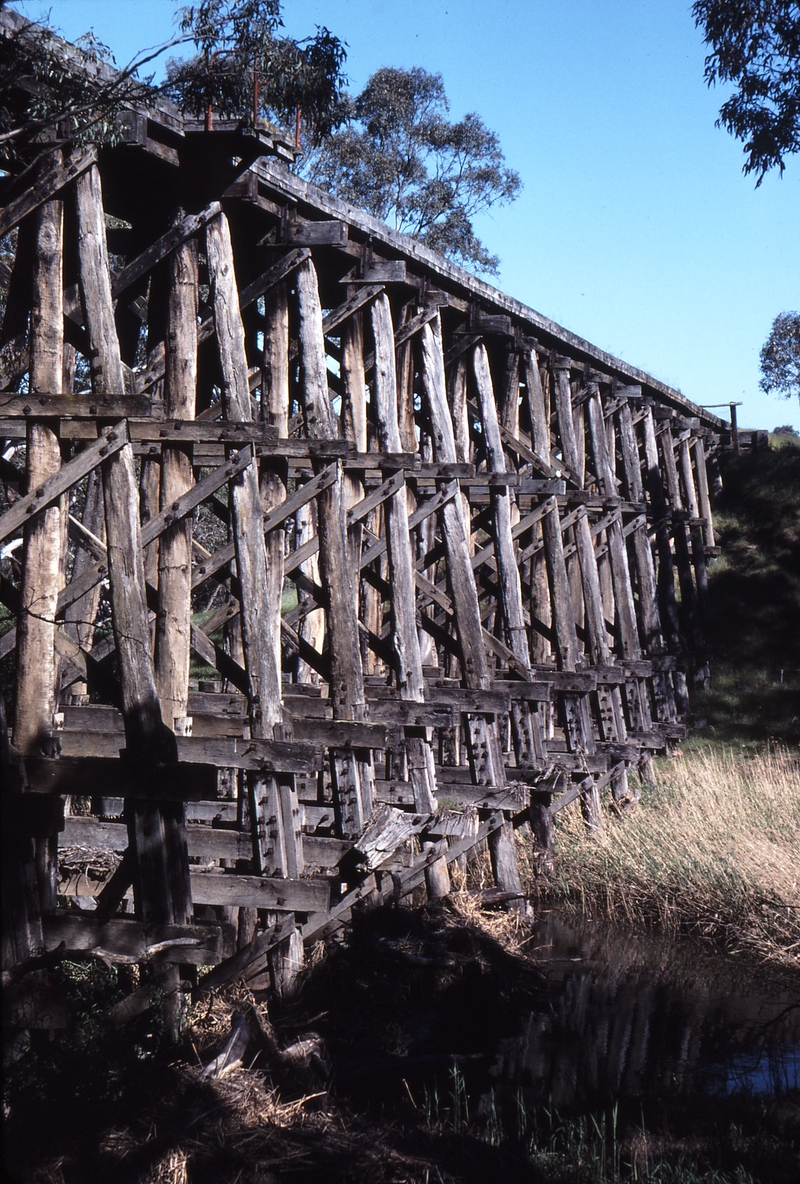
[4,900,799,1183]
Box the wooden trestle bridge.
[1,10,727,1021]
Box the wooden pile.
[0,10,725,1022]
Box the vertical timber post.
[206,213,304,900]
[420,317,523,904]
[75,163,189,1032]
[296,257,373,838]
[371,292,446,895]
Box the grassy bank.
[535,748,800,969]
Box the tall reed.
[539,748,800,968]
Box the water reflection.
[489,914,800,1109]
[711,1046,800,1095]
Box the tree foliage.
[0,0,347,169]
[693,0,800,182]
[304,67,521,274]
[165,0,347,144]
[0,4,164,165]
[760,311,800,403]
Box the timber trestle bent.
[1,10,726,1007]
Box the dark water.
[489,913,800,1110]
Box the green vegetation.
[419,1080,795,1184]
[692,0,800,184]
[690,435,800,748]
[304,66,521,273]
[760,313,800,404]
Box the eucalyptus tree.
[305,67,521,274]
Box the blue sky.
[14,0,800,430]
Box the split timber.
[0,10,726,1008]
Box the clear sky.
[13,0,800,430]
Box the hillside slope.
[693,435,800,747]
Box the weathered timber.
[190,871,329,912]
[14,187,65,761]
[297,256,372,838]
[41,916,229,965]
[74,164,167,756]
[473,343,546,798]
[0,41,725,995]
[301,813,506,944]
[0,145,96,239]
[0,421,127,546]
[372,293,439,834]
[155,222,197,730]
[62,816,351,868]
[420,318,491,695]
[207,211,303,880]
[193,914,296,994]
[75,166,191,1008]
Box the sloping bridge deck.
[0,11,725,994]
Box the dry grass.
[537,747,800,969]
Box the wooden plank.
[0,422,127,545]
[0,395,154,417]
[25,757,218,799]
[374,780,417,806]
[65,816,350,866]
[350,261,408,284]
[0,145,96,239]
[189,871,329,912]
[291,717,387,748]
[287,219,348,245]
[129,421,279,444]
[111,202,221,300]
[488,681,550,702]
[362,699,457,728]
[174,735,322,773]
[58,447,255,615]
[187,691,246,714]
[41,916,228,965]
[63,815,128,849]
[300,834,352,868]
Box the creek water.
[488,912,800,1111]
